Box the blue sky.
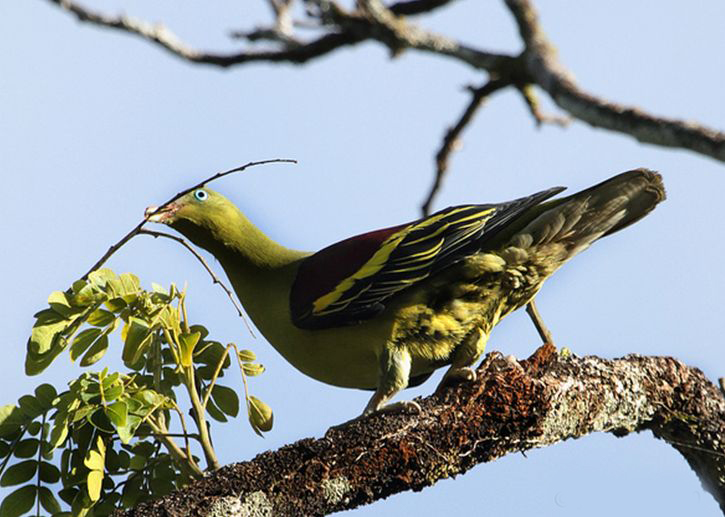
[1,1,723,515]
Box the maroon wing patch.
[289,223,409,327]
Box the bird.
[146,168,665,419]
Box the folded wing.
[290,186,565,329]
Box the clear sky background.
[1,1,724,515]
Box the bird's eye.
[194,189,208,202]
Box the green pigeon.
[146,168,665,417]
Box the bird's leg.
[525,298,555,345]
[361,344,420,417]
[435,327,488,394]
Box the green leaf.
[0,406,26,438]
[149,478,175,497]
[237,348,256,362]
[25,343,66,376]
[205,397,227,423]
[88,269,117,287]
[83,437,106,500]
[105,401,128,428]
[116,450,130,470]
[134,389,165,409]
[121,474,143,508]
[122,317,152,366]
[101,371,119,388]
[104,297,126,313]
[83,450,103,472]
[107,272,141,303]
[17,396,43,420]
[128,454,146,471]
[38,486,61,514]
[0,460,37,486]
[189,324,208,339]
[178,331,201,367]
[33,384,57,409]
[70,328,102,361]
[88,409,114,433]
[101,381,123,403]
[87,308,115,327]
[0,485,37,517]
[248,396,273,435]
[116,414,142,445]
[27,316,67,356]
[242,363,265,377]
[12,439,38,459]
[151,283,169,296]
[79,334,109,367]
[48,290,74,317]
[32,308,65,326]
[38,461,60,483]
[194,341,229,367]
[26,422,41,436]
[87,470,103,502]
[211,385,239,417]
[72,282,104,306]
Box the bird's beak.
[144,202,179,223]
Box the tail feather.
[515,168,665,259]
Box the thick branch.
[118,345,725,516]
[50,0,366,66]
[48,0,725,165]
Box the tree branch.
[47,0,725,164]
[117,344,725,516]
[422,78,510,215]
[504,0,725,161]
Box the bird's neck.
[173,210,307,331]
[174,209,304,269]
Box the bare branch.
[47,0,724,162]
[117,344,725,515]
[50,0,365,66]
[268,0,295,36]
[504,0,725,161]
[515,83,570,128]
[137,230,255,337]
[525,299,554,344]
[421,78,509,215]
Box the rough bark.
[116,344,725,516]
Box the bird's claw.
[378,400,421,415]
[435,366,476,395]
[329,399,422,431]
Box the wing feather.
[290,186,565,329]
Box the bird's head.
[145,188,243,252]
[145,187,230,225]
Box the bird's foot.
[329,400,421,431]
[435,366,476,395]
[375,400,422,416]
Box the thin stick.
[138,229,255,337]
[515,84,570,128]
[82,158,296,279]
[525,299,554,345]
[421,78,509,216]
